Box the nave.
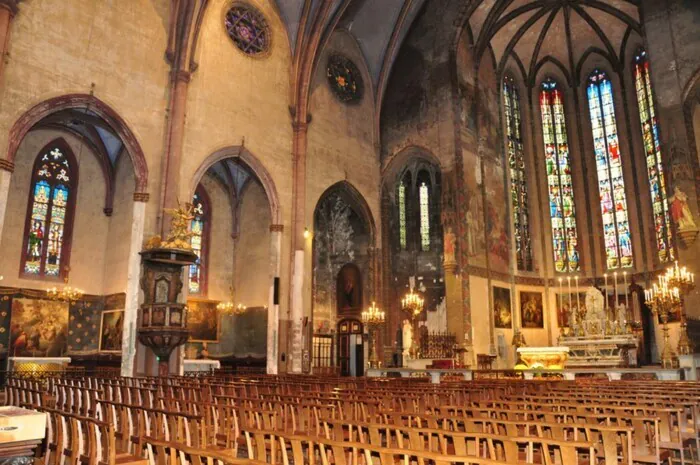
[6,373,700,465]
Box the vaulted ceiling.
[467,0,642,84]
[273,0,426,89]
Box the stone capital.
[133,192,150,203]
[270,224,284,233]
[0,158,14,172]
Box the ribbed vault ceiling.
[469,0,641,83]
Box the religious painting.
[99,310,124,353]
[187,299,219,343]
[336,264,362,318]
[520,291,544,329]
[462,148,486,268]
[10,298,68,357]
[493,286,512,329]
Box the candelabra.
[361,301,385,368]
[47,277,84,303]
[401,285,424,359]
[663,261,695,355]
[216,301,247,315]
[644,275,681,368]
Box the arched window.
[540,78,580,272]
[189,185,210,295]
[20,139,78,280]
[398,175,408,251]
[503,74,532,271]
[417,171,431,252]
[633,48,674,263]
[587,69,633,269]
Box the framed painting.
[187,298,219,343]
[492,286,512,329]
[10,298,69,357]
[99,310,124,353]
[520,291,544,329]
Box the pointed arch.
[6,94,148,193]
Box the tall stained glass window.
[398,181,407,250]
[540,78,580,272]
[21,140,78,279]
[503,75,532,271]
[587,69,633,269]
[634,48,674,263]
[419,182,430,252]
[189,185,210,295]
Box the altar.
[183,359,221,373]
[558,287,638,368]
[7,357,71,373]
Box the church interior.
[1,0,700,463]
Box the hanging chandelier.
[216,301,247,315]
[47,285,84,303]
[401,287,424,319]
[361,301,385,326]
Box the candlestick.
[614,272,619,311]
[558,277,563,319]
[604,273,608,305]
[567,276,572,311]
[623,271,628,310]
[575,276,580,312]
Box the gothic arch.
[6,94,148,193]
[190,146,281,225]
[313,181,377,244]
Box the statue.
[670,186,698,231]
[402,319,413,360]
[444,227,457,268]
[160,202,195,250]
[583,287,606,336]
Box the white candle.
[558,277,563,318]
[614,272,619,310]
[623,272,628,310]
[575,276,580,311]
[604,273,608,305]
[567,276,572,311]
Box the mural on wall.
[313,189,370,333]
[99,310,124,353]
[10,298,68,357]
[520,291,544,329]
[462,148,486,267]
[493,286,512,329]
[483,159,510,273]
[458,83,477,132]
[187,299,219,343]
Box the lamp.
[217,283,247,315]
[644,275,681,368]
[47,273,83,303]
[663,261,695,355]
[361,301,385,368]
[401,278,424,359]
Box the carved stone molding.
[133,192,150,203]
[270,224,284,233]
[0,158,14,172]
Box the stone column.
[267,224,283,374]
[0,159,13,245]
[288,121,308,373]
[159,71,190,232]
[121,193,148,376]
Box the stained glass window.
[189,185,210,295]
[327,55,363,103]
[540,78,580,272]
[634,49,674,263]
[21,142,77,279]
[398,182,407,250]
[225,4,270,56]
[587,70,633,269]
[419,182,430,252]
[503,75,532,271]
